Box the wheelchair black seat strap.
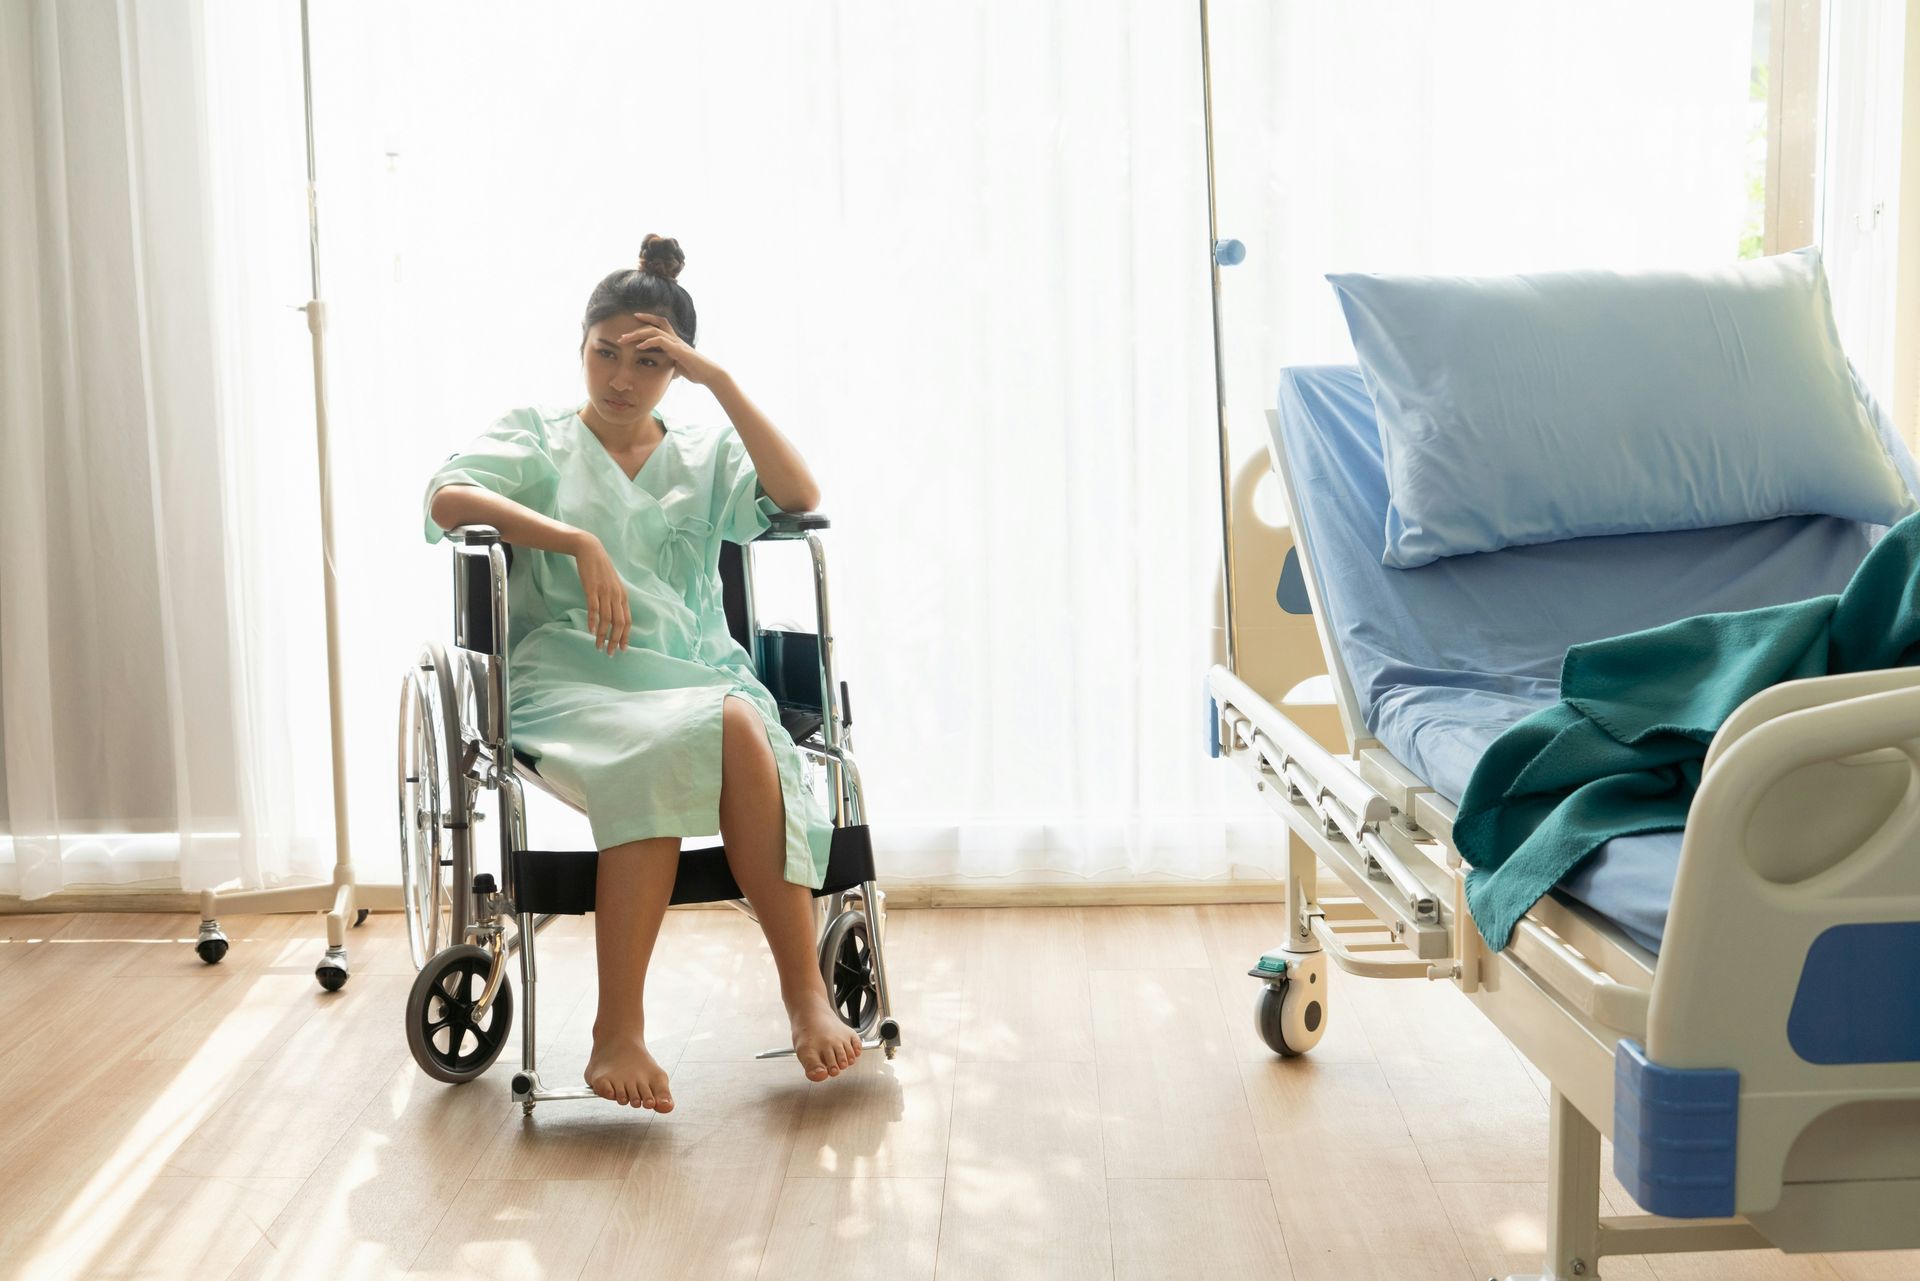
[511,824,878,916]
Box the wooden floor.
[0,906,1912,1281]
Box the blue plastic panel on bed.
[1271,364,1913,951]
[1788,921,1920,1064]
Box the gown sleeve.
[423,409,563,544]
[713,425,785,545]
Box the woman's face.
[581,315,675,429]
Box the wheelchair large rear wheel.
[397,645,463,970]
[406,943,514,1083]
[818,909,881,1038]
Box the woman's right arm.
[429,485,632,654]
[429,482,586,555]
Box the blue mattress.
[1271,365,1916,952]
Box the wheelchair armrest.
[758,511,830,539]
[449,524,514,573]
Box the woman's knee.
[721,697,776,780]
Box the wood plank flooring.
[0,906,1911,1281]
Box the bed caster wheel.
[406,943,513,1084]
[196,921,228,965]
[1252,950,1326,1057]
[819,909,881,1037]
[316,946,349,992]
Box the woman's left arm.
[618,312,822,513]
[708,374,822,514]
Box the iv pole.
[197,0,367,990]
[1201,0,1247,674]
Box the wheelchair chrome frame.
[426,517,894,1112]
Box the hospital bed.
[393,513,900,1112]
[1207,364,1920,1278]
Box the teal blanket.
[1456,512,1920,950]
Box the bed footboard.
[1640,671,1920,1247]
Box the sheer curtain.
[1208,0,1762,462]
[307,1,1777,888]
[311,1,1282,886]
[0,1,1812,898]
[0,0,331,898]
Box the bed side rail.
[1210,664,1449,961]
[1645,675,1920,1227]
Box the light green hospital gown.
[424,406,832,888]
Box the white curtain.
[1208,0,1761,469]
[1821,0,1912,410]
[307,1,1765,887]
[311,1,1284,886]
[0,0,1803,896]
[0,0,332,898]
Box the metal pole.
[1200,0,1239,674]
[194,0,383,971]
[300,0,322,299]
[301,0,354,888]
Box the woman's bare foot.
[584,1024,674,1111]
[788,991,862,1082]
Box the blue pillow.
[1329,249,1917,569]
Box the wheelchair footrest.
[511,824,879,915]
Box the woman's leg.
[584,834,680,1110]
[718,696,862,1082]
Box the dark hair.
[579,233,697,352]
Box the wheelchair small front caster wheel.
[819,909,880,1037]
[406,943,513,1084]
[196,922,229,965]
[316,945,350,992]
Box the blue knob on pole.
[1213,238,1246,267]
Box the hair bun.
[637,234,686,281]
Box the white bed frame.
[1207,415,1920,1279]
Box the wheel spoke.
[468,1018,501,1059]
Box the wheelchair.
[396,512,900,1113]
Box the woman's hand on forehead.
[617,312,676,343]
[616,311,724,387]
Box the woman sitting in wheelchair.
[423,235,857,1110]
